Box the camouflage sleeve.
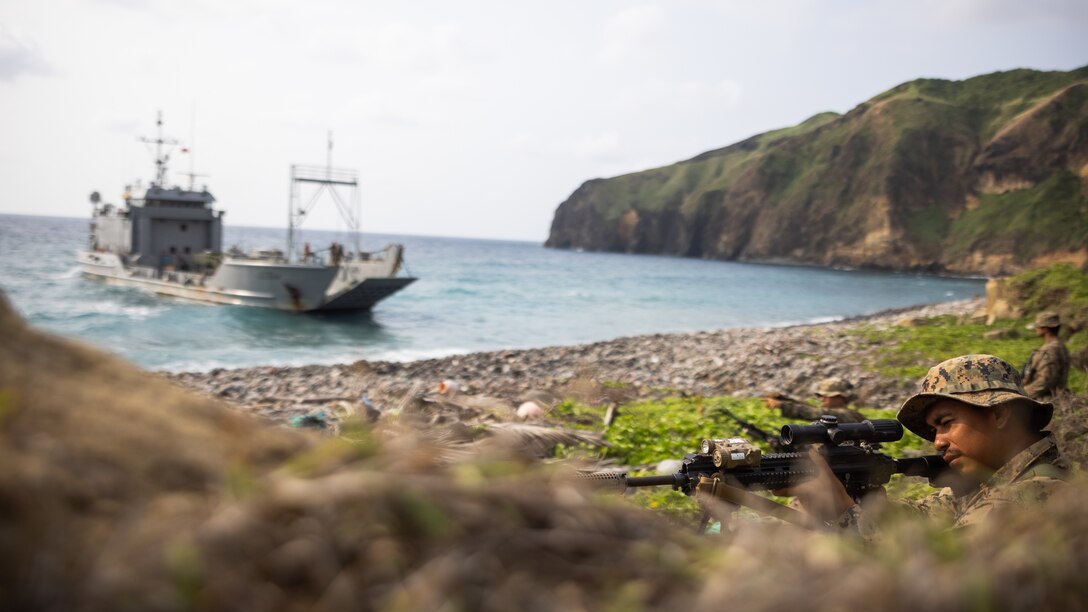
[897,488,958,522]
[1023,346,1059,397]
[829,489,956,539]
[953,476,1066,528]
[835,476,1066,532]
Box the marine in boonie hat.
[1027,311,1061,330]
[814,377,852,398]
[897,354,1053,441]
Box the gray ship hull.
[77,245,415,312]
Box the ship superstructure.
[77,113,415,312]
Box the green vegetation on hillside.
[946,172,1088,261]
[581,108,851,223]
[872,66,1088,139]
[1010,262,1088,325]
[853,264,1088,394]
[550,64,1088,272]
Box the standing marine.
[1022,311,1071,400]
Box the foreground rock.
[0,290,697,610]
[167,299,982,426]
[3,291,1087,611]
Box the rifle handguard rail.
[578,417,948,500]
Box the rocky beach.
[165,298,983,428]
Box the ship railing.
[354,244,400,262]
[291,164,358,186]
[127,266,208,287]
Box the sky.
[1,1,1086,242]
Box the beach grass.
[850,262,1088,395]
[552,394,936,522]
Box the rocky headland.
[546,66,1088,276]
[165,299,982,427]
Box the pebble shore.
[164,299,983,425]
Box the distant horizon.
[0,211,543,245]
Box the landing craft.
[77,113,416,312]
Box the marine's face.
[925,399,1005,482]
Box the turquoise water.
[0,214,986,371]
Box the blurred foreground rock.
[0,291,694,610]
[2,291,1086,611]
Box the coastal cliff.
[546,66,1088,275]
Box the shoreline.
[166,298,984,425]
[544,243,993,281]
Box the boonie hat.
[815,377,852,398]
[1029,311,1061,329]
[897,354,1053,441]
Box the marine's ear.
[991,401,1037,432]
[990,403,1012,430]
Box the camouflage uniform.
[1023,338,1071,400]
[857,433,1069,529]
[814,377,853,400]
[809,377,865,423]
[836,354,1067,531]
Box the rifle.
[580,415,947,528]
[1021,349,1037,383]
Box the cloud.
[0,28,52,82]
[356,21,464,73]
[95,113,143,135]
[905,0,1087,26]
[599,5,666,64]
[573,131,622,162]
[668,79,745,111]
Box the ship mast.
[139,111,180,187]
[287,132,362,263]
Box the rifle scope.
[780,417,903,447]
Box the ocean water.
[0,214,986,372]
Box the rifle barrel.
[576,472,686,490]
[624,474,687,488]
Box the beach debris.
[517,401,546,420]
[983,328,1021,340]
[480,422,608,458]
[290,409,335,430]
[437,379,461,395]
[401,388,513,427]
[360,392,381,422]
[603,403,620,427]
[895,317,929,327]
